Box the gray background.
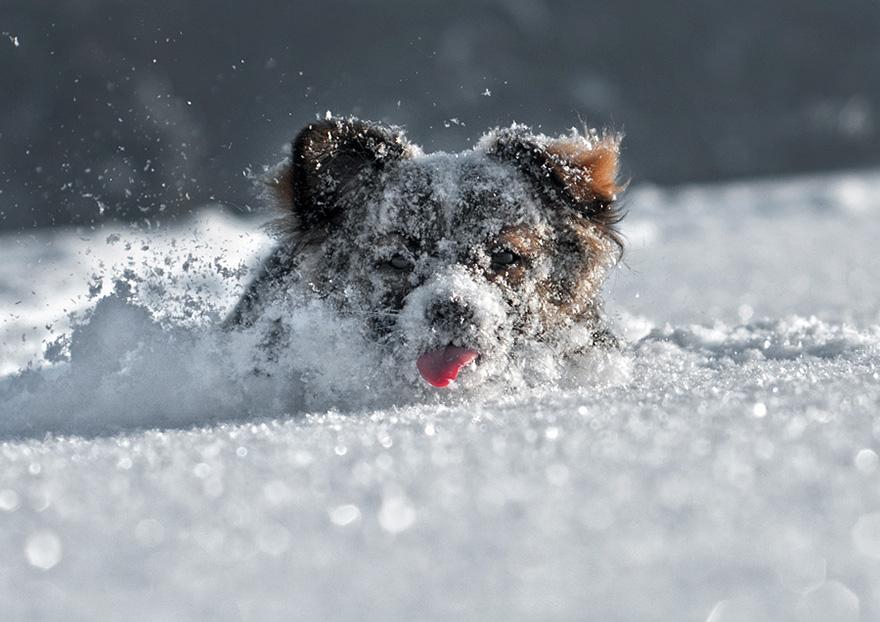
[2,0,879,230]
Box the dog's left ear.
[486,125,623,225]
[268,117,411,236]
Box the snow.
[2,170,880,620]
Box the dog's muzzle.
[399,265,506,388]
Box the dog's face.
[268,118,623,388]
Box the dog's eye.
[388,253,414,271]
[490,249,519,268]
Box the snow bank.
[0,285,632,438]
[1,171,880,620]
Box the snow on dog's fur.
[229,116,625,388]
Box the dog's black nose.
[425,299,474,328]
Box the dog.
[229,116,624,389]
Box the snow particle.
[134,518,166,547]
[0,489,20,512]
[836,178,870,214]
[235,446,248,458]
[776,553,826,594]
[328,504,361,527]
[754,438,775,460]
[752,402,768,418]
[293,450,313,467]
[378,494,416,533]
[737,304,754,323]
[262,480,293,507]
[203,477,224,498]
[257,524,291,556]
[794,581,859,622]
[579,502,615,531]
[853,448,878,474]
[375,453,393,470]
[24,530,63,570]
[192,462,211,478]
[705,597,771,622]
[546,463,570,486]
[30,491,51,512]
[851,513,880,558]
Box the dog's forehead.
[370,151,544,237]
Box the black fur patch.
[290,118,410,232]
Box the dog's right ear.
[268,117,411,235]
[485,124,625,252]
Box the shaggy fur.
[230,117,625,387]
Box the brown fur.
[545,135,622,203]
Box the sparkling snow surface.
[2,171,880,621]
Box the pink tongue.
[417,346,480,388]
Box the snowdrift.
[1,170,879,621]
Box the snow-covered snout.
[397,266,508,388]
[229,117,625,388]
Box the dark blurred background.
[2,0,879,230]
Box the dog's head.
[268,117,624,388]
